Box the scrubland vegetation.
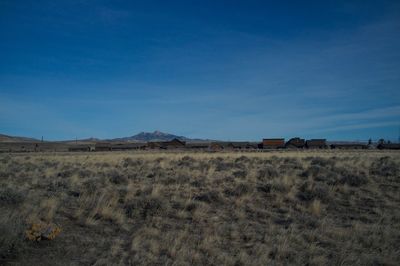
[0,151,399,265]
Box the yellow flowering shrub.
[25,222,61,241]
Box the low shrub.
[232,170,247,178]
[310,157,335,168]
[193,190,221,204]
[370,157,399,177]
[257,165,279,180]
[296,182,328,202]
[25,222,62,241]
[339,173,368,187]
[224,183,251,197]
[124,196,164,219]
[108,170,128,185]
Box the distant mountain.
[61,137,101,144]
[0,133,39,142]
[111,130,187,142]
[0,131,214,143]
[111,130,211,142]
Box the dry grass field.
[1,150,399,265]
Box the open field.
[1,150,399,265]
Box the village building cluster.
[66,137,400,152]
[1,137,399,153]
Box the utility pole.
[398,125,400,144]
[41,136,43,142]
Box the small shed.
[262,138,285,149]
[285,137,305,149]
[147,138,186,149]
[227,142,258,150]
[330,143,367,149]
[377,143,400,150]
[147,141,164,149]
[209,142,225,151]
[95,142,112,151]
[305,139,327,149]
[186,143,209,150]
[68,145,91,152]
[164,138,186,149]
[111,143,146,151]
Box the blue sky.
[0,0,399,141]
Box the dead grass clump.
[0,187,25,205]
[369,156,399,177]
[297,182,328,202]
[122,157,142,168]
[193,190,222,204]
[281,159,304,171]
[177,156,195,167]
[309,199,322,216]
[108,170,128,185]
[47,179,69,193]
[300,165,323,179]
[235,155,251,164]
[82,178,99,194]
[257,165,279,181]
[232,170,247,178]
[256,183,272,195]
[338,172,368,187]
[0,213,26,263]
[0,154,11,164]
[57,170,73,178]
[42,160,59,168]
[215,162,235,172]
[224,183,252,197]
[77,169,93,178]
[310,157,335,167]
[124,196,164,219]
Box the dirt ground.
[1,150,399,265]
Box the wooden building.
[285,137,305,149]
[377,143,400,150]
[227,142,258,150]
[147,138,186,150]
[111,143,146,151]
[147,141,164,149]
[262,138,285,149]
[186,143,210,150]
[209,142,225,151]
[68,145,91,152]
[330,143,367,149]
[165,138,186,149]
[95,142,112,151]
[305,139,327,149]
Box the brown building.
[209,142,225,151]
[147,138,186,149]
[285,137,305,149]
[227,142,258,150]
[305,139,327,149]
[111,143,146,151]
[68,145,91,152]
[330,143,367,149]
[377,143,400,150]
[262,138,285,149]
[95,142,112,151]
[186,143,210,150]
[147,141,164,149]
[165,138,186,149]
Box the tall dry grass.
[0,150,399,265]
